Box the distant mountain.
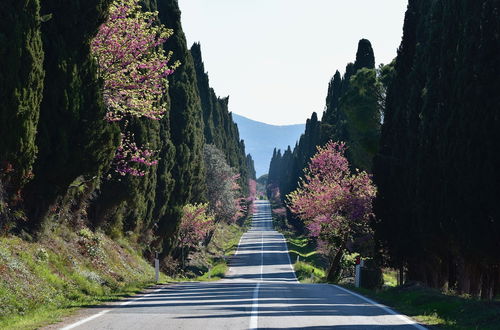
[232,113,305,177]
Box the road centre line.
[249,282,261,330]
[260,233,264,281]
[249,233,264,330]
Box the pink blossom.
[288,141,376,249]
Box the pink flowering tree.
[247,179,257,203]
[113,132,158,176]
[246,179,257,215]
[178,203,215,267]
[287,141,376,282]
[91,0,178,175]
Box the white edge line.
[228,223,247,273]
[279,233,299,283]
[333,285,427,330]
[59,310,110,330]
[59,287,164,329]
[234,230,246,256]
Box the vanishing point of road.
[49,200,426,330]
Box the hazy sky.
[177,0,408,125]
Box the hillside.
[232,113,305,177]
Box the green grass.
[294,261,326,283]
[195,262,228,281]
[0,211,252,329]
[344,284,500,329]
[180,216,251,282]
[0,228,170,330]
[382,268,398,287]
[283,235,327,283]
[286,234,500,328]
[277,213,500,329]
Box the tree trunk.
[399,265,404,286]
[480,266,494,300]
[181,247,185,269]
[326,245,345,283]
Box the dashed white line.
[249,233,264,330]
[249,282,261,330]
[260,234,264,281]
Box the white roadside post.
[355,257,364,288]
[154,251,160,283]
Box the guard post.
[354,256,364,288]
[154,251,160,283]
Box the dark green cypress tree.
[87,1,177,253]
[354,38,375,71]
[320,39,378,171]
[155,0,206,253]
[279,146,293,199]
[341,68,381,171]
[23,0,118,230]
[190,42,216,145]
[0,0,44,202]
[246,154,256,180]
[190,43,249,195]
[320,71,342,144]
[374,0,500,298]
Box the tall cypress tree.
[23,0,117,230]
[155,0,206,253]
[190,42,249,195]
[246,154,256,180]
[374,0,500,299]
[88,0,177,253]
[320,39,378,171]
[0,0,44,202]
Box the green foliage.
[347,284,500,329]
[341,68,381,171]
[269,41,382,233]
[0,229,166,329]
[191,42,250,195]
[320,39,380,171]
[203,145,242,223]
[195,262,228,281]
[284,235,326,283]
[0,0,44,199]
[294,261,326,283]
[150,0,207,256]
[373,0,500,299]
[246,154,256,180]
[23,0,118,228]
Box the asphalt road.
[51,200,426,330]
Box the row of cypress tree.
[373,0,500,299]
[0,0,254,260]
[268,1,500,299]
[268,39,388,230]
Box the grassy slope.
[348,285,500,329]
[0,209,250,330]
[285,235,326,283]
[0,226,168,330]
[189,220,249,281]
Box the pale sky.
[177,0,408,125]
